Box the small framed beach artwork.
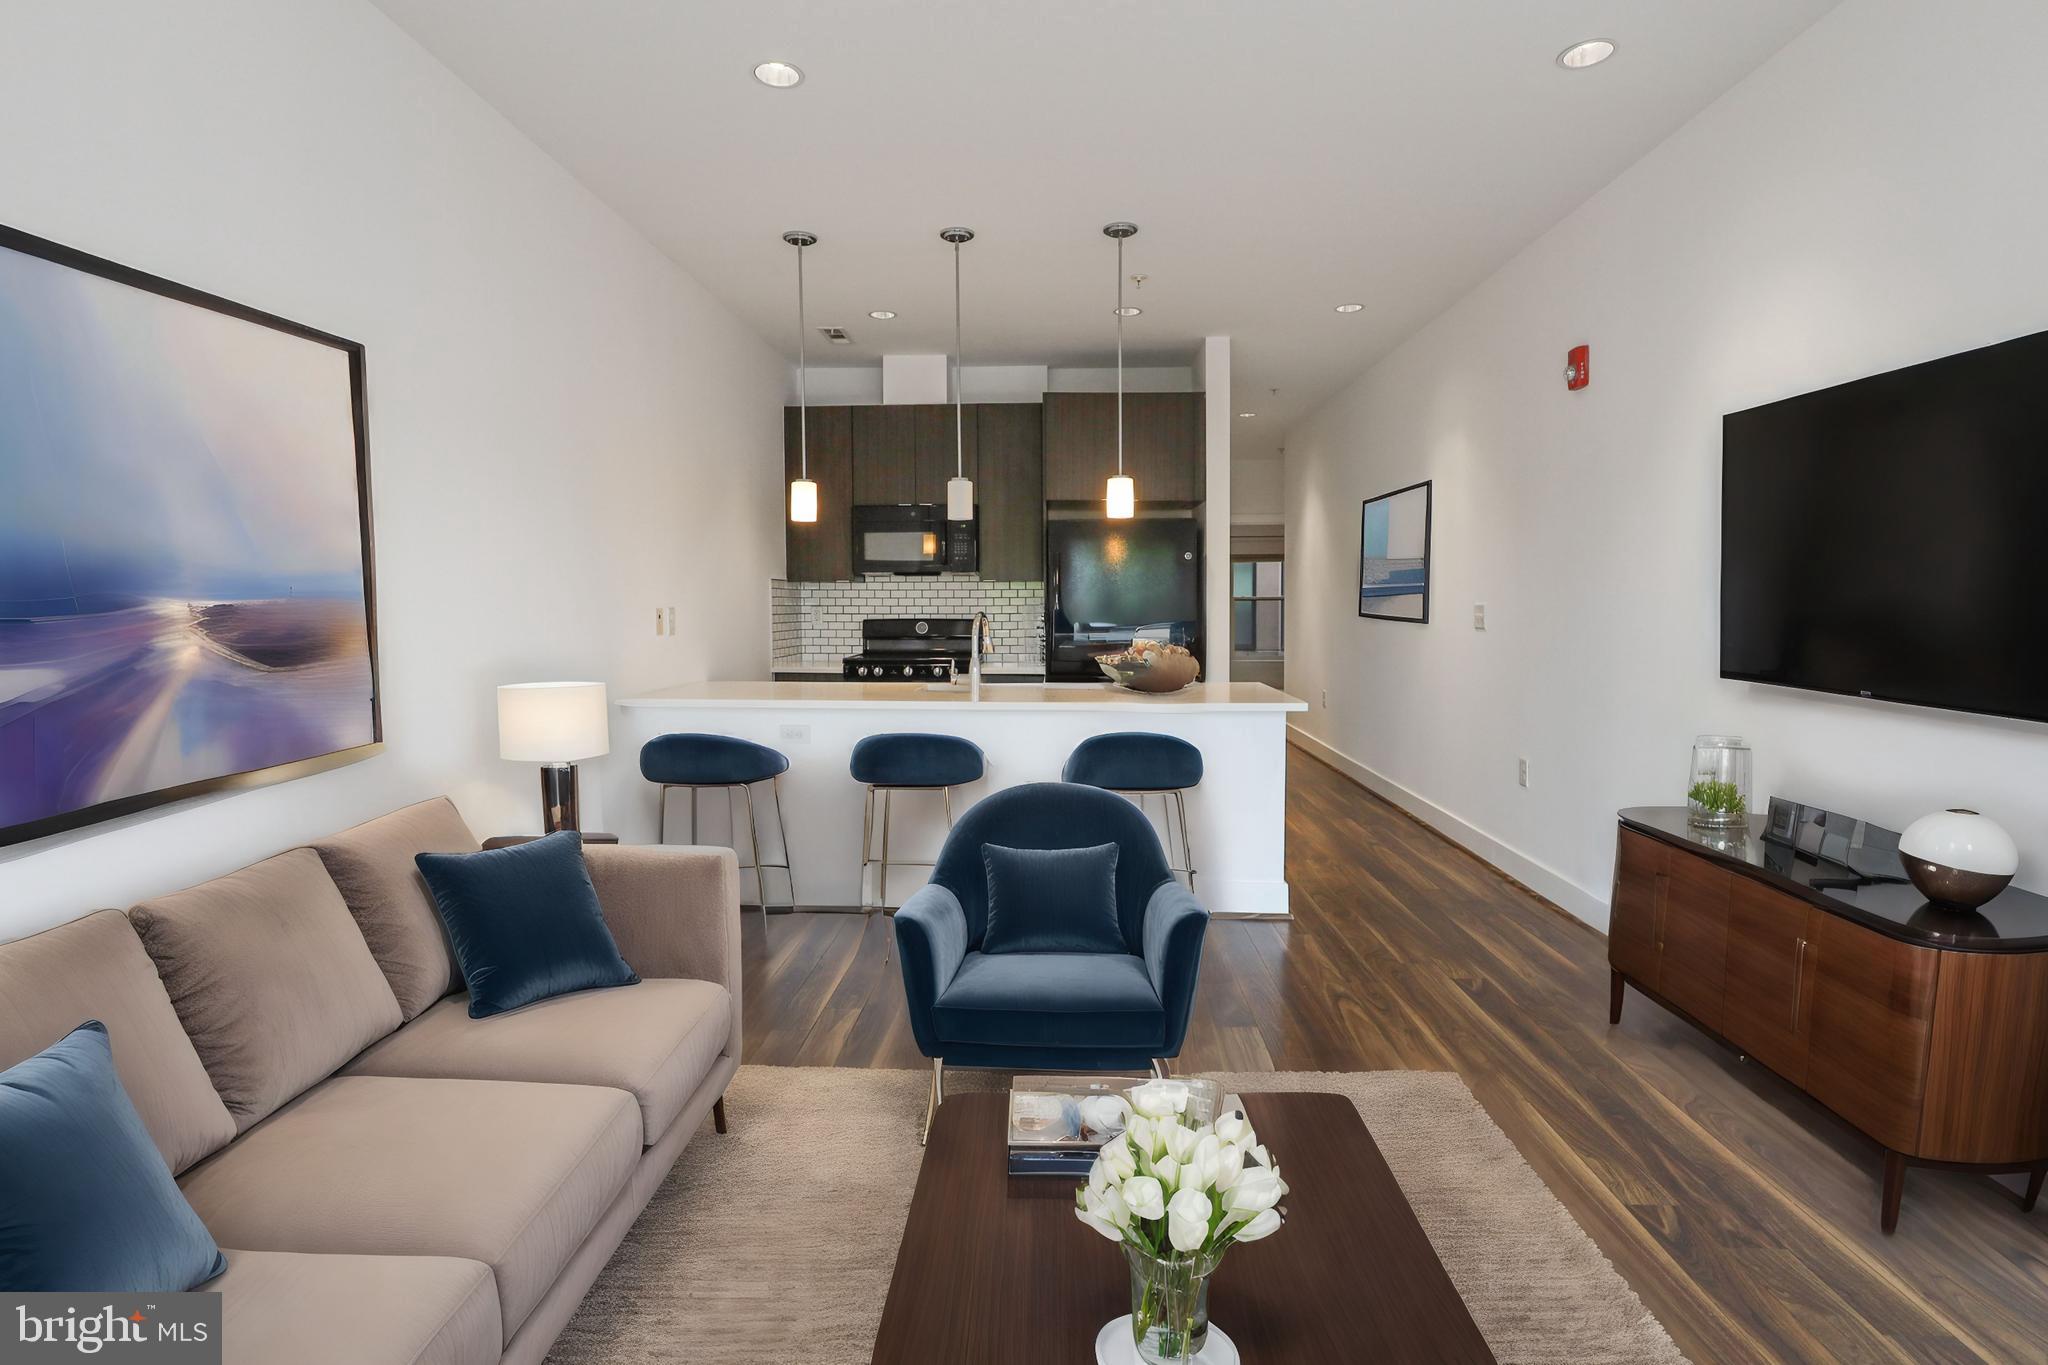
[1358,480,1432,622]
[0,224,381,847]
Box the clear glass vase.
[1125,1244,1220,1364]
[1686,734,1752,830]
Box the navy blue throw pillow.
[416,831,638,1018]
[981,842,1125,954]
[0,1021,227,1291]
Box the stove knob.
[856,665,869,677]
[900,665,914,677]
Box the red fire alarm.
[1565,344,1590,391]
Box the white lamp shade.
[1899,808,2018,876]
[946,476,975,521]
[789,478,819,523]
[498,682,610,762]
[1105,474,1136,520]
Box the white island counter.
[615,680,1306,917]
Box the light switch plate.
[779,724,811,744]
[1473,604,1486,630]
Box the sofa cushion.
[932,951,1163,1049]
[416,832,640,1019]
[310,798,480,1020]
[0,1022,226,1291]
[215,1250,499,1365]
[981,841,1124,955]
[344,978,731,1145]
[179,1075,639,1344]
[130,849,403,1131]
[0,910,234,1173]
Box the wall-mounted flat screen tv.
[0,225,380,847]
[1721,327,2048,725]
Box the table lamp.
[498,682,610,833]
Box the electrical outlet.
[779,723,811,744]
[654,607,665,636]
[1320,688,1328,709]
[1473,603,1486,630]
[1517,757,1529,788]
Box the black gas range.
[842,617,974,681]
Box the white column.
[1199,336,1232,683]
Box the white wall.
[0,0,784,938]
[1284,0,2048,928]
[1232,452,1286,524]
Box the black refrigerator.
[1045,517,1202,681]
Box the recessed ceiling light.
[1114,306,1142,317]
[1556,40,1615,70]
[868,310,896,320]
[1238,412,1256,418]
[1334,302,1364,314]
[753,60,804,88]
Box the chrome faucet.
[969,611,994,701]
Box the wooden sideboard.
[1608,807,2048,1232]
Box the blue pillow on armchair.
[980,842,1126,954]
[0,1021,227,1291]
[416,830,639,1018]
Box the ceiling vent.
[817,326,853,345]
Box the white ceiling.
[370,0,1838,447]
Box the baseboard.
[1287,725,1609,932]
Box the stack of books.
[1005,1074,1146,1177]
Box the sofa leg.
[1150,1058,1171,1080]
[921,1058,945,1147]
[713,1095,728,1135]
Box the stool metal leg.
[768,774,798,910]
[739,782,771,928]
[689,787,699,843]
[657,786,668,845]
[879,789,893,915]
[1173,788,1196,891]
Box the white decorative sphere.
[1898,809,2018,909]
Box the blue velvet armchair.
[894,783,1209,1131]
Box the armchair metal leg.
[921,1058,946,1146]
[713,1095,728,1134]
[1150,1058,1172,1080]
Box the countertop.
[1618,806,2048,953]
[619,680,1308,712]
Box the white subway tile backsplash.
[768,577,1047,671]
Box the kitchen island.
[615,680,1306,916]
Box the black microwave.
[853,504,977,575]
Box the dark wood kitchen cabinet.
[1042,391,1205,502]
[783,404,852,581]
[851,405,917,505]
[974,403,1044,581]
[1608,807,2048,1233]
[913,403,977,506]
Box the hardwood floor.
[738,746,2048,1363]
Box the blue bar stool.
[640,734,796,920]
[850,733,985,955]
[1061,732,1202,890]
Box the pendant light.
[784,229,819,523]
[1103,222,1138,519]
[941,227,976,521]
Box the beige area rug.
[547,1067,1686,1365]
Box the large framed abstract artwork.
[1358,479,1432,623]
[0,225,380,847]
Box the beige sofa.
[0,798,741,1365]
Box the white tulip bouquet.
[1074,1080,1287,1362]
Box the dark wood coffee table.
[872,1091,1494,1363]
